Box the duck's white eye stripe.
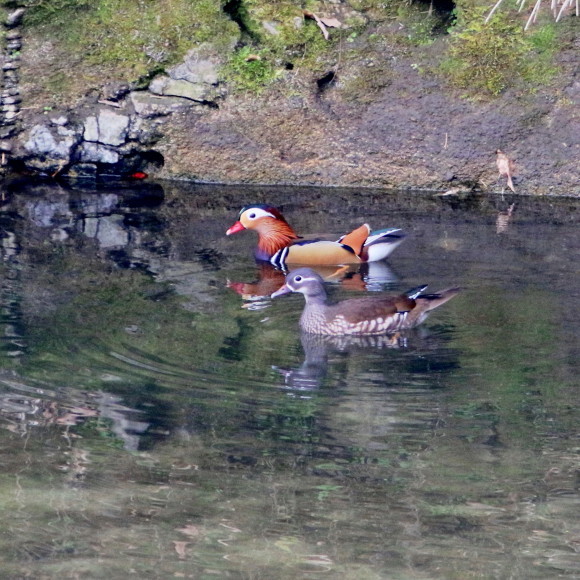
[244,208,276,220]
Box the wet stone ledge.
[1,32,229,179]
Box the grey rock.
[98,109,130,146]
[84,116,99,142]
[169,49,221,85]
[6,8,26,27]
[0,126,16,139]
[149,76,218,102]
[3,96,22,105]
[101,81,131,101]
[50,116,69,126]
[80,142,120,164]
[56,125,76,138]
[293,17,304,30]
[262,21,280,36]
[4,71,19,83]
[127,116,162,144]
[83,109,130,146]
[130,91,197,117]
[24,125,78,159]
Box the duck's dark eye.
[249,213,256,219]
[294,275,302,282]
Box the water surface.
[0,180,578,579]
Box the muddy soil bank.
[157,59,579,195]
[2,9,578,196]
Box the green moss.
[521,22,559,87]
[246,2,335,64]
[441,6,561,97]
[20,0,565,100]
[24,0,238,79]
[395,3,440,46]
[341,59,394,103]
[441,8,526,96]
[222,47,280,93]
[222,5,336,93]
[21,0,92,25]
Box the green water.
[0,180,578,579]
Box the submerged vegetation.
[17,0,572,100]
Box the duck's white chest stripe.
[322,311,410,335]
[270,247,289,269]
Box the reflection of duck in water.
[272,268,459,336]
[226,204,405,268]
[275,329,447,392]
[227,261,399,308]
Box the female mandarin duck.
[271,268,459,336]
[226,205,404,268]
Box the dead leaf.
[319,17,342,29]
[56,413,81,425]
[245,54,261,62]
[303,10,329,40]
[172,541,189,559]
[176,524,201,538]
[496,203,515,234]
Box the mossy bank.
[1,0,578,194]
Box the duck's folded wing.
[336,224,370,256]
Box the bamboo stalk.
[556,0,574,20]
[524,0,543,30]
[490,0,578,26]
[485,0,506,23]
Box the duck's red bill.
[226,221,245,235]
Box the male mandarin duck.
[226,261,399,310]
[271,268,459,336]
[226,204,404,268]
[226,263,286,306]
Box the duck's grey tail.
[416,287,461,312]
